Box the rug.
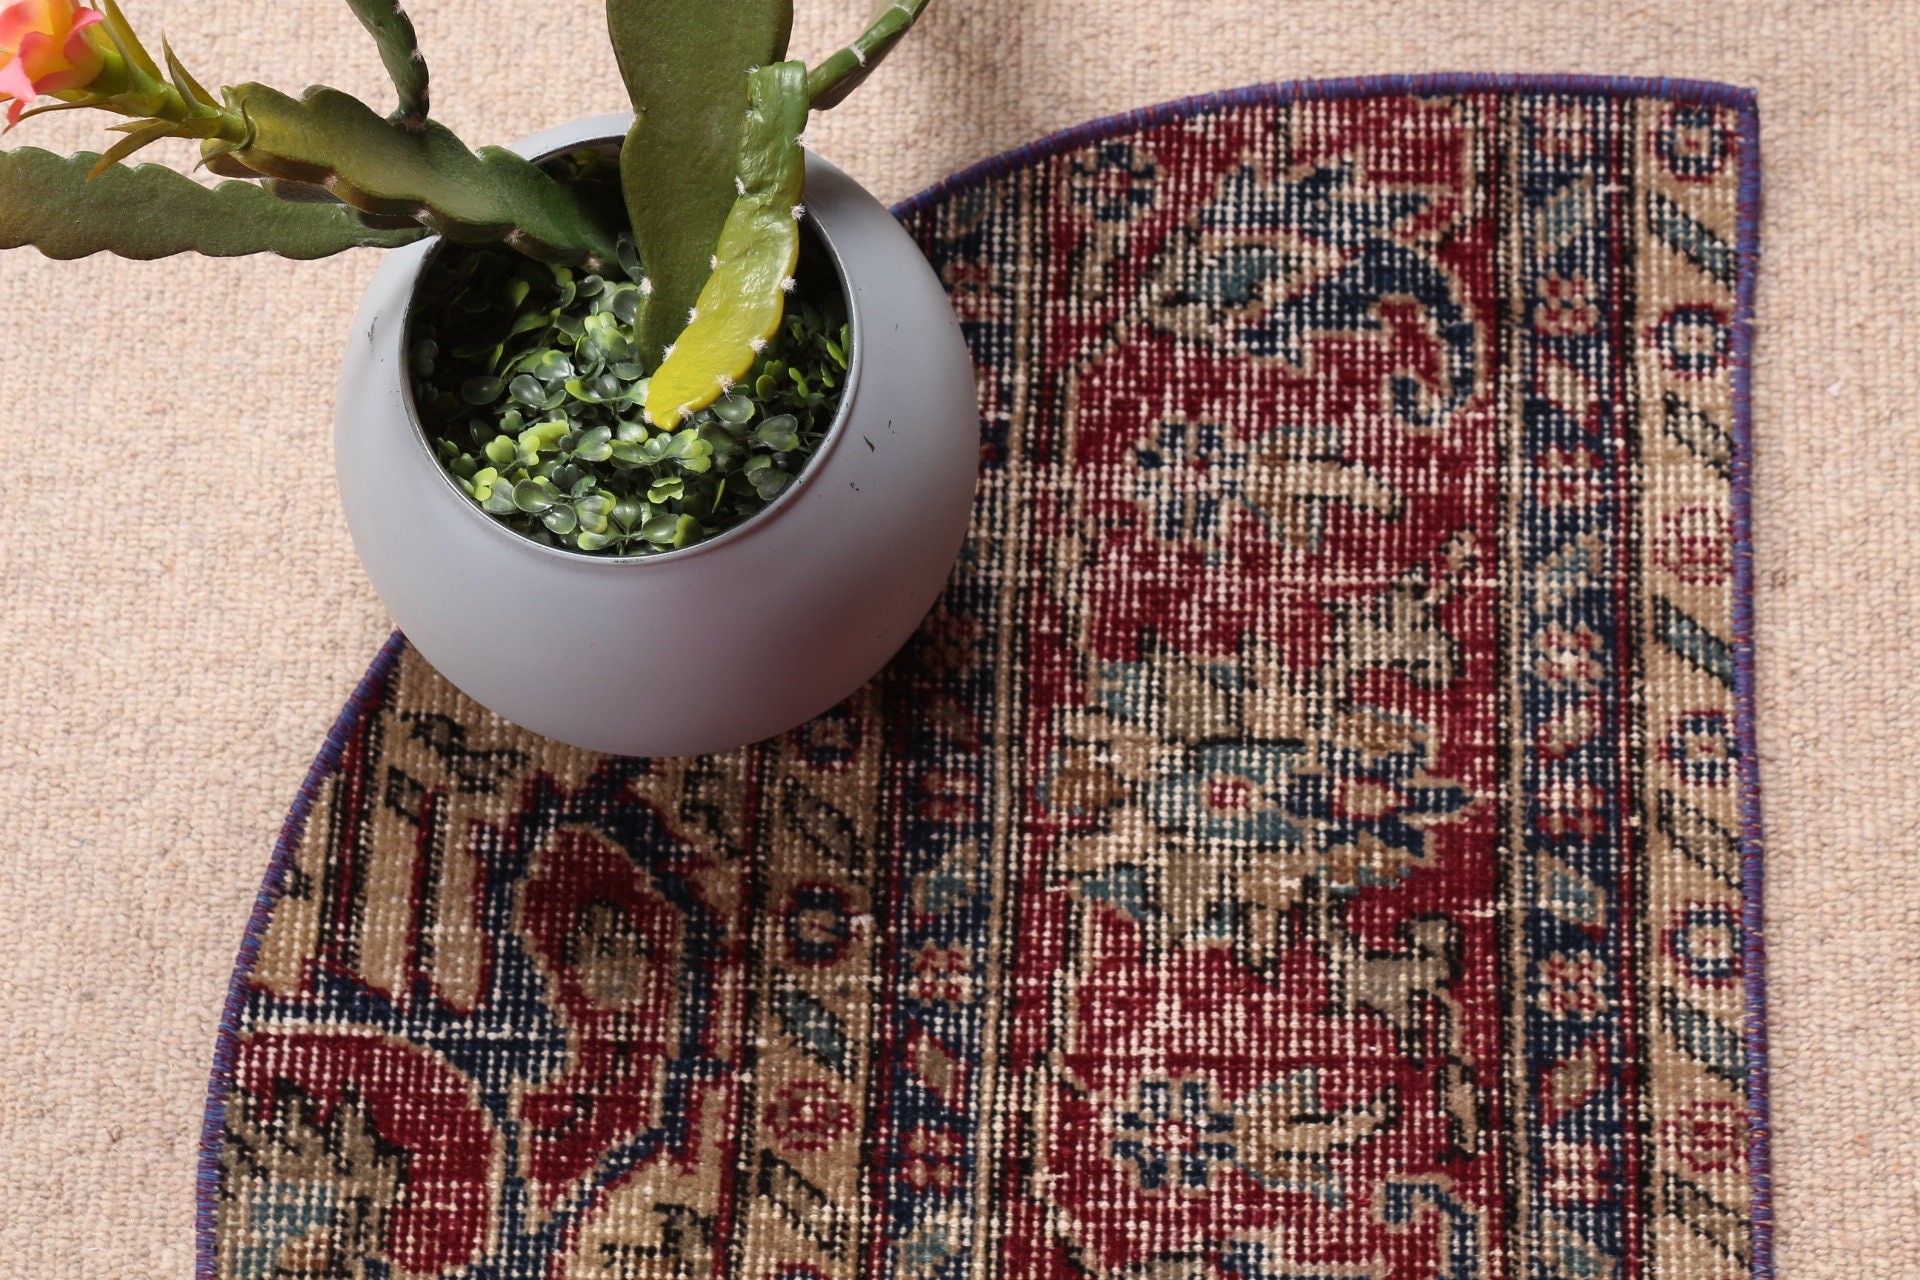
[198,75,1768,1280]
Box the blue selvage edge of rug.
[194,73,1769,1280]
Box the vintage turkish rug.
[199,76,1769,1280]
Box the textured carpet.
[202,80,1762,1278]
[2,3,1916,1277]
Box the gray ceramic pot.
[335,116,979,756]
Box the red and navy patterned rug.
[199,76,1769,1280]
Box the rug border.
[193,629,409,1279]
[1729,89,1772,1280]
[890,72,1758,220]
[195,72,1770,1280]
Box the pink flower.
[0,0,107,125]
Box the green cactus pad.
[0,148,426,259]
[605,0,794,361]
[219,84,621,268]
[643,61,808,428]
[340,0,431,126]
[807,0,932,110]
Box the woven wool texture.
[202,84,1756,1278]
[0,3,1914,1277]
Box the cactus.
[340,0,430,128]
[0,0,939,380]
[0,0,935,284]
[604,0,794,362]
[807,0,932,110]
[643,60,807,427]
[14,0,612,266]
[5,1,615,266]
[14,0,252,173]
[209,84,623,270]
[609,0,932,408]
[0,147,425,257]
[0,0,945,563]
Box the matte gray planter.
[335,116,979,756]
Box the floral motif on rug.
[200,76,1767,1280]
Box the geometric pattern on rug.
[199,75,1767,1280]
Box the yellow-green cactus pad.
[643,60,809,428]
[607,0,793,361]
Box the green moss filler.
[407,168,848,556]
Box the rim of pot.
[394,135,861,570]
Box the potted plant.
[0,0,979,755]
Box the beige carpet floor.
[2,0,1914,1273]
